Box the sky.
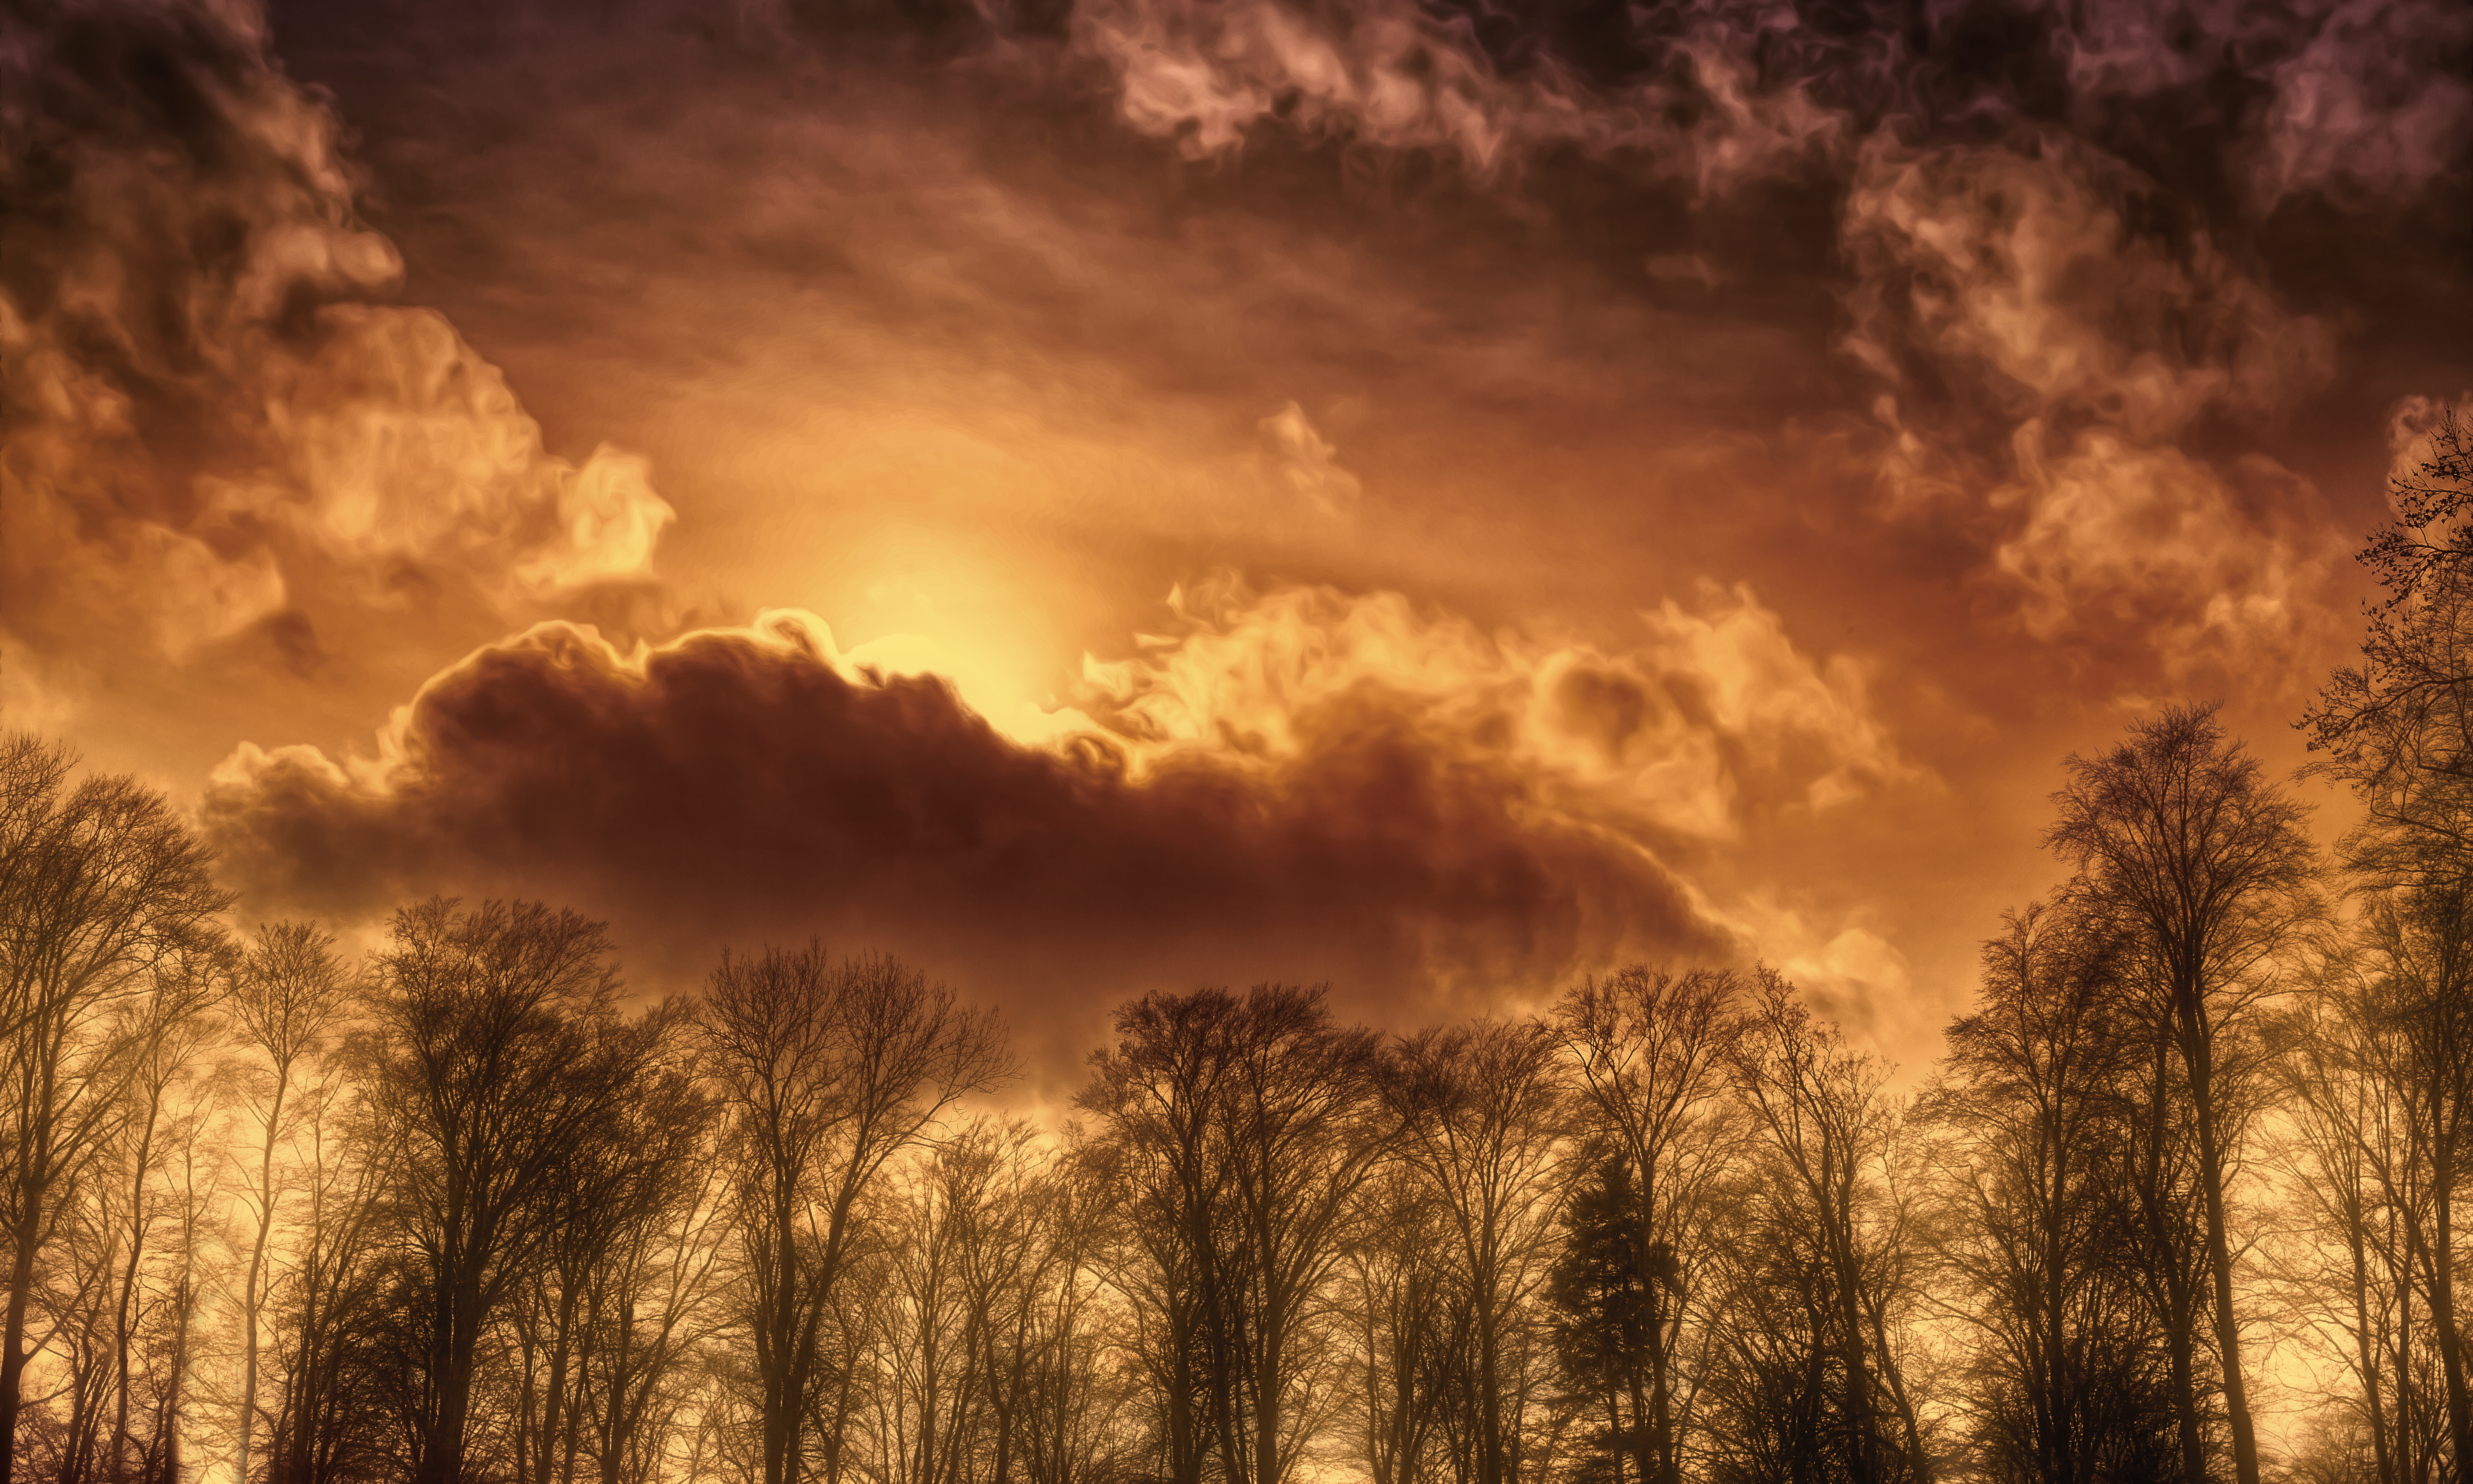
[6,0,2470,1103]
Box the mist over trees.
[8,421,2473,1483]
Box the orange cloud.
[0,0,672,672]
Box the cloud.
[1258,401,1362,517]
[1842,139,2328,438]
[1067,0,1842,192]
[199,611,1716,1074]
[1988,430,2337,674]
[1840,136,2344,674]
[0,0,673,664]
[1033,0,2450,682]
[199,578,1915,1074]
[1075,576,1910,838]
[2387,391,2473,489]
[1061,0,2471,209]
[2250,0,2473,206]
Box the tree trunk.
[1474,1282,1502,1484]
[111,1115,156,1484]
[1831,1182,1878,1484]
[153,1268,195,1484]
[280,1246,324,1484]
[237,1075,290,1484]
[533,1280,580,1484]
[1634,1324,1660,1484]
[414,1264,484,1484]
[2181,1010,2260,1484]
[2348,1196,2395,1484]
[2046,1132,2072,1484]
[2133,1038,2207,1484]
[1256,1304,1284,1484]
[0,1197,42,1484]
[2162,1308,2205,1484]
[760,1209,807,1484]
[2422,1173,2473,1479]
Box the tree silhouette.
[2048,704,2318,1484]
[0,733,229,1484]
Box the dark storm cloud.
[200,610,1759,1081]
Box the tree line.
[4,411,2473,1484]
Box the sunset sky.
[8,0,2471,1103]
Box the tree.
[2303,406,2473,893]
[100,934,226,1482]
[1923,900,2180,1484]
[362,897,669,1484]
[2302,405,2473,1477]
[2265,942,2405,1484]
[698,945,1009,1484]
[1344,1159,1469,1484]
[1382,1019,1569,1484]
[1082,985,1384,1484]
[1009,1131,1139,1484]
[1544,1151,1659,1484]
[1080,989,1243,1484]
[264,1053,395,1484]
[230,921,356,1484]
[1724,968,1931,1484]
[509,1009,702,1484]
[2047,704,2318,1484]
[1555,967,1742,1484]
[568,1066,725,1484]
[2275,885,2473,1483]
[0,732,229,1484]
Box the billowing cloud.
[200,578,1914,1076]
[1079,576,1908,836]
[0,0,673,667]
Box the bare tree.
[0,733,229,1484]
[1923,900,2182,1484]
[101,938,225,1481]
[2047,704,2319,1484]
[1080,990,1243,1484]
[265,1063,401,1484]
[2302,406,2473,1481]
[572,1065,727,1484]
[2265,938,2408,1484]
[1082,985,1384,1484]
[362,897,669,1484]
[2304,405,2473,895]
[229,922,355,1484]
[1009,1132,1136,1484]
[146,1132,219,1484]
[698,945,1010,1484]
[1343,1159,1467,1484]
[26,1184,116,1484]
[2285,885,2473,1483]
[1382,1019,1569,1484]
[1554,967,1741,1484]
[1216,986,1384,1484]
[1726,968,1932,1484]
[508,1000,699,1484]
